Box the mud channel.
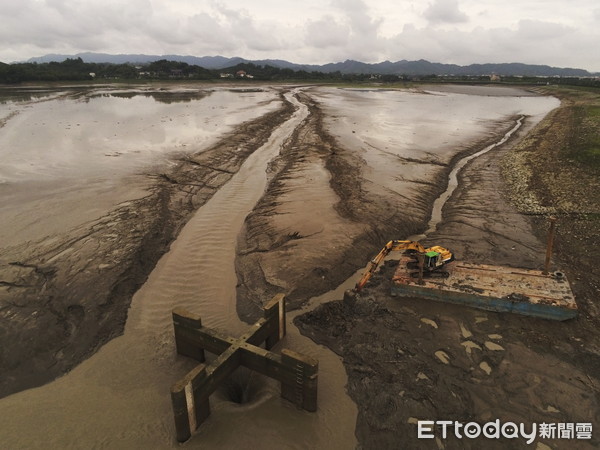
[0,85,292,396]
[2,84,595,449]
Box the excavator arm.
[354,240,426,292]
[354,240,453,292]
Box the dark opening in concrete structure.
[221,367,262,404]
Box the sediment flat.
[2,83,597,449]
[295,86,600,449]
[0,86,295,397]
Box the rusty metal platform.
[391,256,577,321]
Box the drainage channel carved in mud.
[410,116,525,240]
[0,89,357,450]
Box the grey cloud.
[314,0,385,61]
[516,19,571,40]
[0,0,598,72]
[0,0,154,50]
[305,16,350,48]
[424,0,469,24]
[211,4,287,52]
[333,0,382,37]
[385,21,595,70]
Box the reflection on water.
[0,87,70,104]
[0,87,281,183]
[315,86,559,162]
[0,85,282,246]
[312,86,559,215]
[93,90,211,104]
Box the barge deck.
[391,256,577,321]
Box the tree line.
[1,57,598,88]
[0,57,351,83]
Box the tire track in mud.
[236,90,369,320]
[410,115,526,240]
[0,92,295,399]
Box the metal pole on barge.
[417,252,425,285]
[543,216,557,275]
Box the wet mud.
[0,91,295,398]
[0,89,358,450]
[235,89,540,322]
[2,84,596,450]
[295,103,600,449]
[236,91,371,320]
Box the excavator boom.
[354,240,454,292]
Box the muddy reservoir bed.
[2,84,596,449]
[295,86,599,449]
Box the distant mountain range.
[26,52,594,77]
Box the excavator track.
[409,270,450,279]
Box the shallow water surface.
[0,87,281,245]
[0,88,279,183]
[310,86,559,223]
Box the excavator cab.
[424,251,442,269]
[425,245,455,268]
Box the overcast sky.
[1,0,599,71]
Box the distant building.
[236,70,247,78]
[89,72,96,78]
[220,73,234,78]
[490,74,501,81]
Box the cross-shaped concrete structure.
[170,294,318,442]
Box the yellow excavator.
[354,240,455,292]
